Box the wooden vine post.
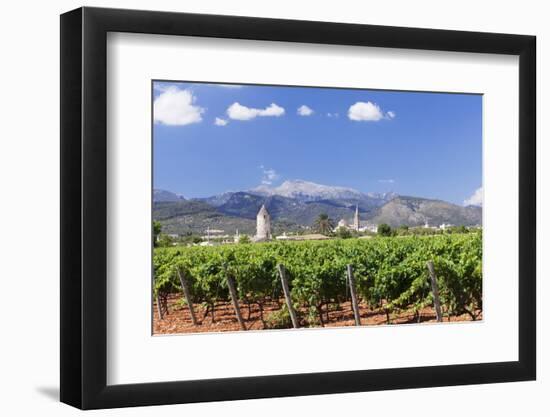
[156,294,163,320]
[426,260,443,322]
[177,268,198,325]
[154,274,164,320]
[277,264,300,328]
[226,275,247,331]
[346,264,362,326]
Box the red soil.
[153,294,482,335]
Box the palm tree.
[313,213,335,235]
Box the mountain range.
[153,180,482,235]
[153,189,185,202]
[250,180,396,203]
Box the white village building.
[361,222,379,233]
[337,218,348,229]
[336,204,378,233]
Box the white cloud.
[154,87,204,126]
[378,179,395,184]
[327,112,339,118]
[464,187,483,206]
[227,102,285,121]
[260,166,279,185]
[348,101,385,121]
[386,111,396,119]
[214,117,228,126]
[297,105,314,116]
[260,104,285,117]
[153,83,171,92]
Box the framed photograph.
[60,6,536,409]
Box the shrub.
[264,306,293,329]
[378,223,392,236]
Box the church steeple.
[354,204,360,231]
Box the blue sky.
[153,81,482,206]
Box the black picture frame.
[60,6,536,410]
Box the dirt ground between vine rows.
[153,294,482,335]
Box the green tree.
[313,213,335,235]
[153,220,162,247]
[335,227,352,239]
[378,223,392,236]
[180,234,203,245]
[395,224,410,236]
[157,233,174,247]
[238,234,252,244]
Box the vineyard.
[153,233,482,333]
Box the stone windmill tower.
[255,204,272,241]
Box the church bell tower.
[353,204,360,231]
